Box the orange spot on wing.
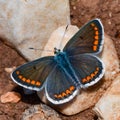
[66,89,71,94]
[82,78,87,83]
[58,94,62,98]
[26,79,30,83]
[91,73,95,78]
[18,75,22,79]
[70,86,75,91]
[16,71,20,75]
[54,86,76,99]
[87,76,91,81]
[94,35,99,40]
[82,76,91,83]
[61,92,66,97]
[90,67,100,78]
[94,40,99,45]
[54,94,58,98]
[91,23,95,27]
[22,77,26,81]
[93,46,97,51]
[36,81,41,86]
[95,31,99,35]
[31,80,35,85]
[94,71,98,75]
[96,67,99,71]
[94,27,98,30]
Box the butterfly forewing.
[45,65,78,104]
[68,54,105,88]
[11,56,56,91]
[63,19,104,56]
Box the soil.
[0,0,120,120]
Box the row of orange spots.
[82,67,99,83]
[54,86,75,99]
[16,71,41,86]
[91,23,99,51]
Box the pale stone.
[4,66,16,73]
[41,25,79,57]
[101,34,120,80]
[37,25,119,115]
[0,0,70,61]
[94,75,120,120]
[0,91,21,103]
[22,104,61,120]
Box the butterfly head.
[54,47,61,55]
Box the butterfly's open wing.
[11,56,56,91]
[68,54,105,88]
[45,65,79,104]
[63,19,104,56]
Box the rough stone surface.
[0,0,70,61]
[0,91,21,103]
[94,75,120,120]
[101,34,120,80]
[37,25,119,115]
[22,104,61,120]
[41,25,79,57]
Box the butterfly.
[11,19,105,104]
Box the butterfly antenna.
[58,24,69,50]
[29,47,53,52]
[62,24,69,41]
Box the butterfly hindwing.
[11,56,56,91]
[68,54,105,88]
[63,19,104,56]
[45,65,78,104]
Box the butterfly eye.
[54,47,57,54]
[54,48,61,54]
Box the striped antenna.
[58,24,69,50]
[29,47,53,52]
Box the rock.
[93,75,120,120]
[22,104,61,120]
[101,34,120,80]
[0,91,21,103]
[37,25,119,115]
[4,66,16,73]
[41,25,79,57]
[0,0,70,61]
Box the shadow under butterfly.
[11,18,105,105]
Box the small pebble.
[4,66,16,73]
[22,104,61,120]
[0,91,21,103]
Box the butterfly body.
[54,50,80,87]
[11,19,105,104]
